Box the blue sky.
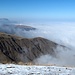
[0,0,75,21]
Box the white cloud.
[28,22,75,66]
[1,21,75,66]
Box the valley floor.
[0,64,75,75]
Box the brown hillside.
[0,32,58,64]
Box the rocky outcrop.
[0,32,58,64]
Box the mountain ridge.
[0,32,58,64]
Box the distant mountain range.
[0,18,36,35]
[0,18,16,24]
[15,25,36,31]
[0,24,36,34]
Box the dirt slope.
[0,32,58,64]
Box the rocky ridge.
[0,32,58,64]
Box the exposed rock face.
[0,32,58,64]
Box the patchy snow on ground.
[0,64,75,75]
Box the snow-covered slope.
[0,64,75,75]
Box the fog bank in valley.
[29,22,75,67]
[0,20,75,66]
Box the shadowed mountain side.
[0,32,58,64]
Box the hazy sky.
[0,0,75,21]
